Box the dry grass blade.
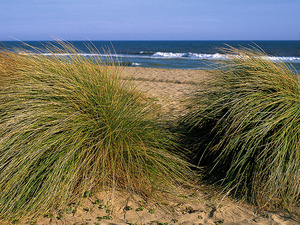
[181,46,300,212]
[0,43,194,222]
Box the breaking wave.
[19,51,300,63]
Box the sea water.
[1,40,300,72]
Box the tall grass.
[181,46,299,211]
[0,44,193,221]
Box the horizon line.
[1,39,300,42]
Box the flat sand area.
[24,68,299,225]
[121,67,211,119]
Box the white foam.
[150,51,300,62]
[151,52,229,60]
[263,56,300,62]
[19,51,300,63]
[139,51,153,54]
[152,52,186,58]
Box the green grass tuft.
[0,43,193,221]
[181,46,300,211]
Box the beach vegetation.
[136,205,144,211]
[124,205,133,211]
[148,209,155,214]
[0,43,193,222]
[171,219,178,223]
[93,199,102,205]
[180,46,300,211]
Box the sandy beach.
[22,67,299,225]
[121,67,211,119]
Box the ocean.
[1,40,300,72]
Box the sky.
[0,0,299,41]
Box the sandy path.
[120,67,211,119]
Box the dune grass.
[0,44,193,222]
[180,46,299,211]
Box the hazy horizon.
[2,39,300,42]
[1,0,299,41]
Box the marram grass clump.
[0,45,193,221]
[181,47,299,211]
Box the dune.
[22,67,299,225]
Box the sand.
[21,67,299,225]
[120,67,211,119]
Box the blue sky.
[0,0,299,41]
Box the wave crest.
[150,51,300,62]
[20,51,300,63]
